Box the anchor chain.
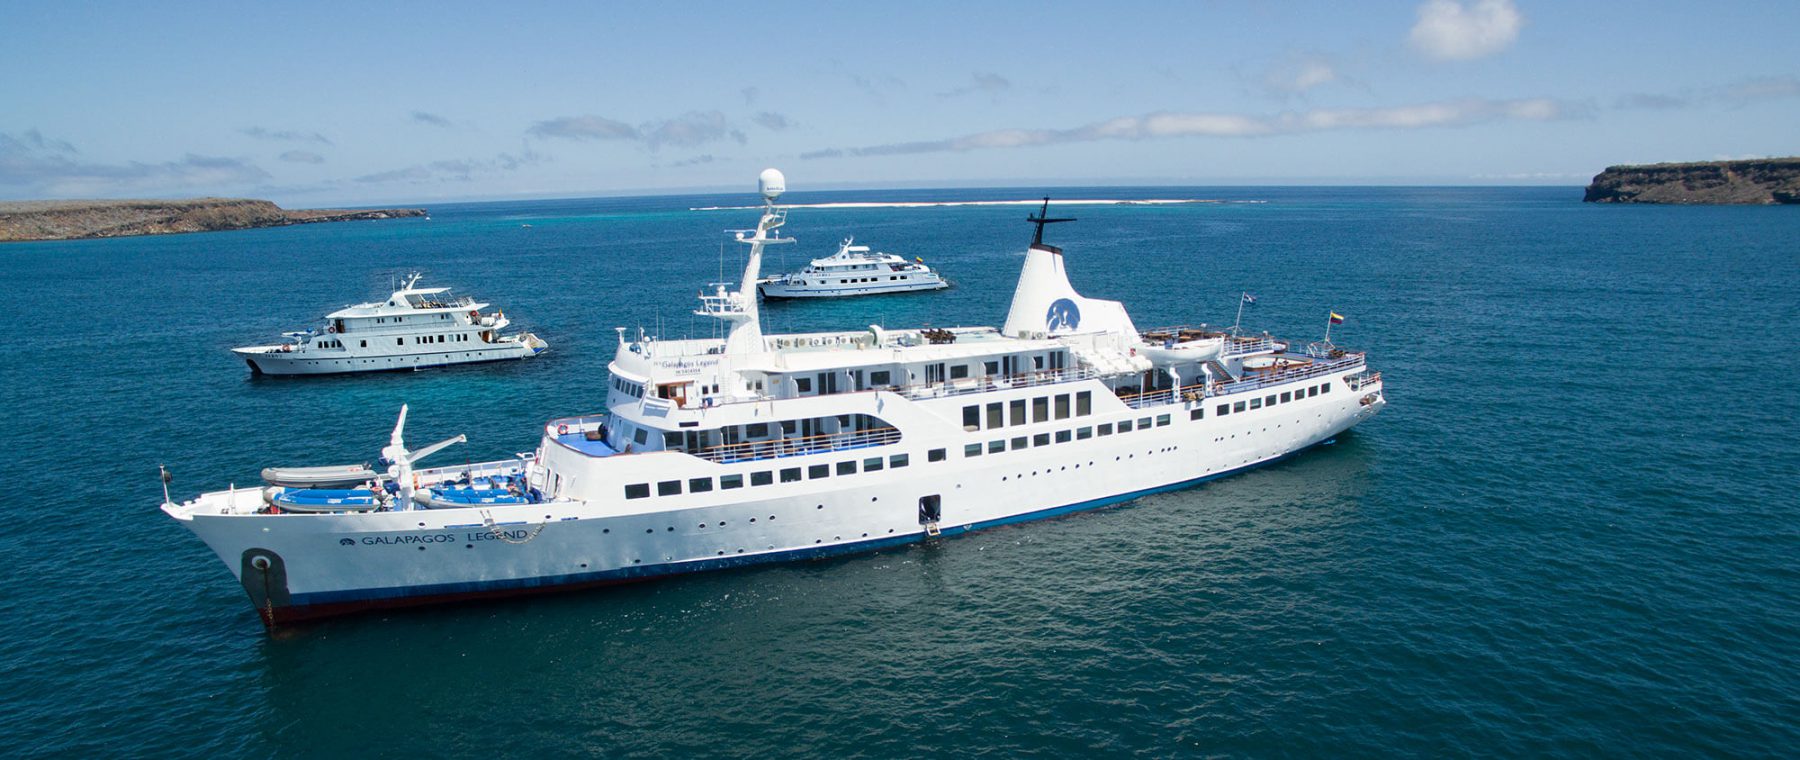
[480,509,548,544]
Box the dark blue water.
[1,187,1795,757]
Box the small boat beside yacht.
[232,274,548,375]
[757,237,948,299]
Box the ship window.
[1191,408,1204,421]
[1098,423,1114,436]
[1033,355,1045,369]
[1234,401,1247,412]
[721,474,744,490]
[988,440,1005,453]
[624,483,650,499]
[1118,420,1133,433]
[1054,394,1070,420]
[360,340,366,347]
[689,477,713,493]
[950,364,969,379]
[1139,417,1152,429]
[795,377,812,393]
[1322,383,1331,394]
[890,453,910,468]
[870,371,891,385]
[1011,436,1028,450]
[1076,391,1092,416]
[1077,426,1093,440]
[837,461,857,475]
[1033,433,1050,447]
[780,467,802,483]
[986,402,1003,428]
[1308,386,1319,397]
[1281,391,1292,403]
[1217,404,1230,416]
[1265,395,1277,407]
[1250,397,1263,409]
[1032,397,1049,422]
[1009,399,1027,426]
[963,406,981,430]
[657,480,681,496]
[396,338,404,345]
[634,428,648,445]
[1156,414,1171,427]
[928,448,947,462]
[964,443,982,457]
[1055,430,1072,443]
[746,423,769,437]
[984,361,999,375]
[780,421,797,434]
[752,471,774,486]
[809,464,830,479]
[864,457,884,472]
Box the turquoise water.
[1,187,1795,756]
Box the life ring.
[326,325,336,333]
[557,424,569,435]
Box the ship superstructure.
[166,169,1385,627]
[231,274,547,375]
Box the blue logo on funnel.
[1046,298,1080,332]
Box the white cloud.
[1263,57,1339,95]
[807,97,1576,158]
[0,131,271,196]
[1409,0,1523,61]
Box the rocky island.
[0,198,427,242]
[1584,158,1800,204]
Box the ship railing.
[895,366,1100,400]
[546,414,610,438]
[690,426,902,464]
[1218,354,1364,395]
[414,454,534,484]
[1346,371,1382,391]
[1221,335,1283,357]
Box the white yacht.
[232,274,548,375]
[165,169,1385,627]
[757,237,947,299]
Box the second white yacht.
[758,237,948,299]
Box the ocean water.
[0,186,1795,757]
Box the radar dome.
[758,168,786,200]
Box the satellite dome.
[758,168,786,201]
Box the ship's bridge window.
[870,370,891,386]
[1034,355,1046,370]
[634,428,648,445]
[950,364,970,380]
[795,377,813,394]
[985,360,999,375]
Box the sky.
[3,0,1798,206]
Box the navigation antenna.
[1027,197,1075,249]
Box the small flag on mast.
[1329,312,1345,325]
[1242,293,1257,304]
[915,256,924,263]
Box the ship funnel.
[1001,199,1138,340]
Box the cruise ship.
[232,274,547,375]
[165,170,1385,627]
[757,237,947,298]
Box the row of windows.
[611,377,645,399]
[624,451,932,499]
[963,391,1093,431]
[1215,382,1330,417]
[961,413,1172,457]
[392,333,475,346]
[830,276,906,284]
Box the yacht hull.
[235,342,544,376]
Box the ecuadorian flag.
[1329,312,1346,325]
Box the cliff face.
[0,198,427,242]
[1584,158,1800,204]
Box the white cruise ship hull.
[234,339,544,375]
[166,375,1382,625]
